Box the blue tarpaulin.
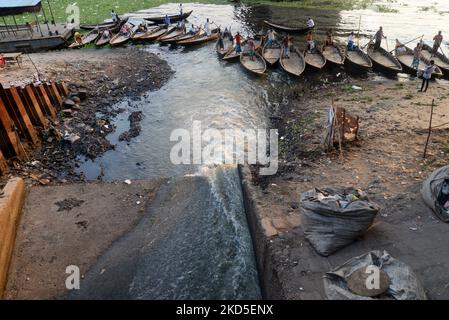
[0,0,42,16]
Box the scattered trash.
[324,250,427,300]
[124,179,132,185]
[422,165,449,222]
[351,85,363,91]
[300,187,379,256]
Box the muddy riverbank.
[245,76,449,299]
[0,48,172,186]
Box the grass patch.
[5,0,227,25]
[7,0,378,25]
[419,6,437,12]
[376,5,399,13]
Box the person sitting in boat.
[306,17,315,29]
[102,29,110,39]
[432,31,443,55]
[282,35,290,59]
[120,24,130,36]
[306,31,315,53]
[412,42,423,72]
[395,39,406,54]
[176,20,186,31]
[137,23,147,33]
[347,31,356,51]
[74,31,82,44]
[111,9,120,23]
[373,26,385,50]
[188,24,197,35]
[204,18,211,36]
[235,32,242,54]
[164,15,171,28]
[266,29,277,47]
[325,28,333,46]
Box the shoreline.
[0,48,173,186]
[243,74,449,299]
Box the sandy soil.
[4,179,165,299]
[249,76,449,299]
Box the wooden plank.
[0,150,8,174]
[0,85,39,145]
[0,97,23,159]
[61,81,70,96]
[44,83,59,108]
[50,82,63,106]
[33,84,56,120]
[19,85,48,128]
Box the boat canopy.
[0,0,42,16]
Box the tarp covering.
[0,0,41,16]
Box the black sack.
[422,165,449,222]
[300,187,379,256]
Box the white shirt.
[348,34,354,42]
[307,19,315,28]
[205,22,210,35]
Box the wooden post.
[19,85,48,128]
[0,85,39,145]
[1,86,39,145]
[0,150,8,174]
[33,84,56,120]
[56,81,69,97]
[44,83,59,108]
[51,82,63,106]
[0,98,24,159]
[423,99,435,159]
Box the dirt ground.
[0,48,172,187]
[4,179,165,299]
[248,75,449,299]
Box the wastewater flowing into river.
[73,2,449,299]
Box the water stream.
[74,2,448,299]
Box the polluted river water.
[74,2,448,299]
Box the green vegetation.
[376,5,399,13]
[6,0,377,25]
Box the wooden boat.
[367,43,402,75]
[215,35,234,57]
[141,25,176,41]
[262,40,281,66]
[420,43,449,78]
[158,28,185,42]
[240,51,266,75]
[131,25,160,40]
[223,38,247,61]
[69,29,100,48]
[95,30,113,46]
[345,47,372,73]
[264,20,313,34]
[322,44,345,66]
[176,29,219,46]
[144,10,193,24]
[395,41,443,79]
[110,32,131,46]
[280,46,305,77]
[80,21,121,30]
[303,48,327,70]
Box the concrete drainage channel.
[238,165,284,300]
[0,166,278,300]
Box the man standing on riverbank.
[432,31,443,55]
[419,60,435,93]
[412,42,422,73]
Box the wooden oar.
[389,34,424,53]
